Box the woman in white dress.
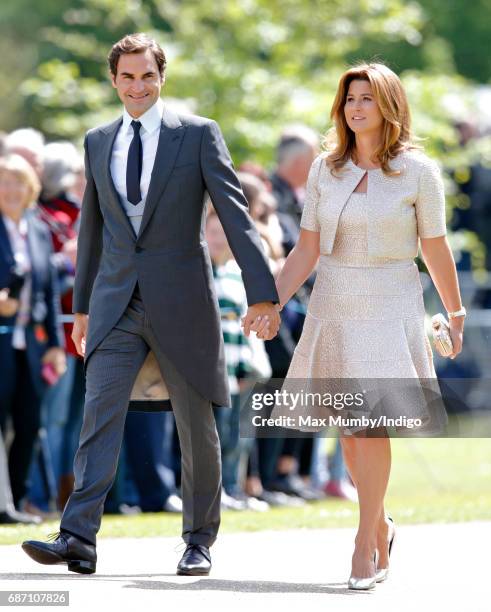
[266,63,465,589]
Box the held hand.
[0,289,19,317]
[448,317,464,360]
[241,302,281,341]
[72,313,88,357]
[41,347,67,377]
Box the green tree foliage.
[1,0,489,271]
[9,0,429,149]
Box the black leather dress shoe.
[21,531,97,574]
[176,543,211,576]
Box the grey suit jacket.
[73,105,279,409]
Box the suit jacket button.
[135,246,143,253]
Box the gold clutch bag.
[431,313,453,357]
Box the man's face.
[111,49,163,118]
[282,146,317,189]
[296,148,316,186]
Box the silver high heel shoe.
[375,515,395,583]
[348,549,378,591]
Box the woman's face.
[344,79,384,136]
[0,171,30,220]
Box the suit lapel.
[137,107,185,240]
[100,117,136,240]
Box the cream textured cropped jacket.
[300,149,447,259]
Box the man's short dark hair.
[108,33,167,79]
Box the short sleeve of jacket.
[415,157,447,239]
[300,156,323,232]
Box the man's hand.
[72,313,88,357]
[0,288,19,317]
[241,302,281,341]
[42,347,67,377]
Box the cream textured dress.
[276,150,448,433]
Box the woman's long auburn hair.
[325,62,420,176]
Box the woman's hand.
[420,237,465,361]
[0,288,19,317]
[41,346,67,376]
[448,317,464,360]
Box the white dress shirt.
[110,97,164,236]
[3,215,32,350]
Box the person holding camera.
[0,153,65,511]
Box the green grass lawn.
[1,438,490,545]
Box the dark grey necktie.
[126,120,143,205]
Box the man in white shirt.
[110,97,164,236]
[22,32,281,576]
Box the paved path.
[1,522,488,611]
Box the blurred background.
[0,0,489,536]
[3,0,491,297]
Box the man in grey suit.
[22,33,280,575]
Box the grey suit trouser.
[60,286,222,547]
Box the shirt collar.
[122,97,164,136]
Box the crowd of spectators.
[0,120,369,524]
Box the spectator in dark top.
[0,154,65,511]
[25,141,84,515]
[268,127,322,501]
[269,125,319,253]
